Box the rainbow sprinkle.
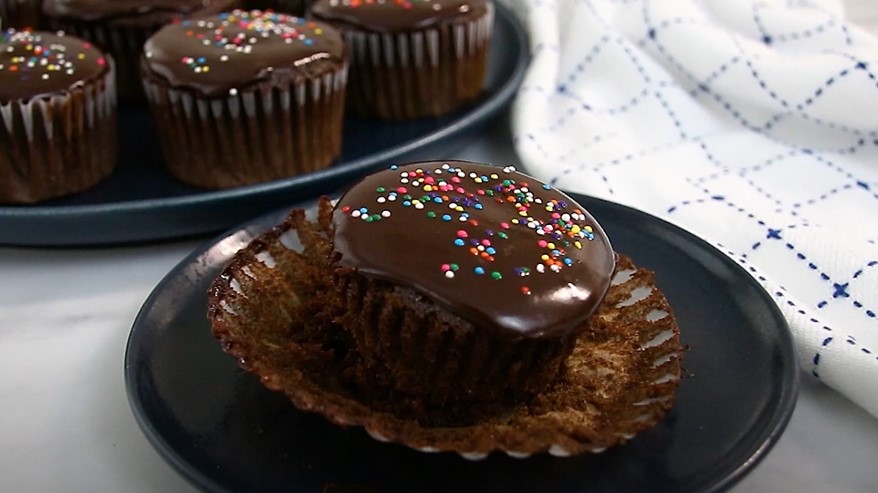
[158,10,327,76]
[340,163,600,294]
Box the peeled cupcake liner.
[142,64,348,189]
[338,1,494,119]
[0,57,117,203]
[208,201,684,458]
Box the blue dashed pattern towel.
[501,0,878,417]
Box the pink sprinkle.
[397,187,407,193]
[451,176,461,183]
[538,240,548,248]
[457,230,468,238]
[456,187,465,193]
[481,239,491,246]
[424,177,435,184]
[552,213,561,219]
[500,222,510,229]
[441,264,451,272]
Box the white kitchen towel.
[501,0,878,417]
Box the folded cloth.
[502,0,878,418]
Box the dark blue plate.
[125,193,799,493]
[0,3,528,246]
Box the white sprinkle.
[377,197,386,203]
[351,210,361,218]
[445,271,455,278]
[381,210,391,217]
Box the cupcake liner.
[0,0,41,29]
[0,57,116,203]
[339,2,494,120]
[208,198,684,457]
[244,0,309,16]
[142,65,348,189]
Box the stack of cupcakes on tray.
[0,0,497,203]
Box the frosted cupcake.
[42,0,241,102]
[311,0,494,120]
[209,160,684,455]
[0,29,116,203]
[141,10,347,188]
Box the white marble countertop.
[1,114,877,492]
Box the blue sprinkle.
[442,214,451,221]
[454,239,465,247]
[486,247,496,255]
[542,184,551,190]
[390,164,398,170]
[474,203,483,210]
[474,267,485,275]
[433,197,442,203]
[564,258,573,266]
[359,207,367,213]
[403,201,411,207]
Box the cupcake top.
[331,161,616,339]
[0,29,109,103]
[42,0,235,22]
[142,10,345,97]
[311,0,490,33]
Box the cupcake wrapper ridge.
[0,57,117,203]
[341,2,494,120]
[143,64,348,189]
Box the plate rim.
[124,192,800,493]
[0,2,529,245]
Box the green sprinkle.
[498,232,509,239]
[376,186,385,193]
[427,211,437,218]
[450,263,459,271]
[491,272,502,280]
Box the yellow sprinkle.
[541,254,550,261]
[585,225,593,232]
[574,241,582,249]
[315,28,323,34]
[571,225,581,234]
[547,243,555,249]
[423,185,432,192]
[77,53,85,60]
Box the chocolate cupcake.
[311,0,493,120]
[42,0,241,102]
[208,161,684,456]
[1,0,42,30]
[141,10,347,189]
[244,0,308,16]
[0,29,116,203]
[327,161,616,417]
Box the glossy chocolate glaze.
[142,10,345,97]
[311,0,489,33]
[331,161,616,339]
[0,29,109,102]
[42,0,230,21]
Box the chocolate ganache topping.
[0,29,109,103]
[311,0,489,33]
[142,10,345,97]
[332,161,616,339]
[42,0,232,21]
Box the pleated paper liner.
[142,63,348,189]
[208,198,684,458]
[334,1,494,120]
[0,56,117,203]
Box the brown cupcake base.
[208,198,684,457]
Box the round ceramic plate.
[0,4,527,247]
[125,193,799,493]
